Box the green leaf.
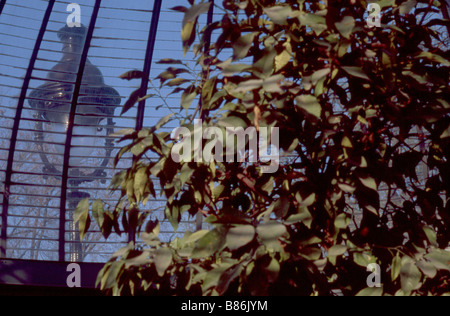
[354,252,376,267]
[192,229,226,259]
[185,229,210,244]
[263,75,284,94]
[120,70,147,81]
[296,95,322,119]
[179,163,194,186]
[334,214,349,230]
[263,6,293,25]
[275,50,291,72]
[226,225,256,251]
[181,20,196,54]
[257,222,287,240]
[144,219,160,235]
[378,0,395,8]
[100,261,125,290]
[156,113,174,130]
[218,116,247,129]
[121,89,141,115]
[391,254,402,281]
[356,287,383,296]
[134,167,148,203]
[213,184,225,200]
[157,58,184,65]
[233,32,257,60]
[295,192,316,207]
[234,79,264,93]
[199,263,233,293]
[165,78,190,87]
[415,52,450,67]
[220,62,252,77]
[156,70,177,84]
[265,257,281,283]
[328,244,347,257]
[181,2,211,54]
[270,195,289,218]
[338,41,351,58]
[217,264,244,295]
[194,190,202,204]
[425,249,450,271]
[73,198,90,241]
[338,182,356,194]
[138,94,156,103]
[400,262,422,294]
[202,77,217,109]
[423,226,438,247]
[254,49,277,76]
[360,176,377,191]
[286,207,313,229]
[92,199,104,229]
[416,260,437,279]
[311,68,331,85]
[181,90,198,110]
[170,6,188,13]
[300,247,322,260]
[335,16,355,39]
[365,205,379,216]
[298,13,327,36]
[342,66,370,81]
[399,0,417,15]
[166,204,180,232]
[183,2,211,27]
[441,127,450,139]
[257,222,288,252]
[341,136,352,148]
[154,247,173,277]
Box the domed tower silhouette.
[0,0,186,292]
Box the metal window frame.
[0,0,6,16]
[58,0,102,262]
[1,0,164,263]
[0,0,212,291]
[1,0,56,259]
[136,0,162,131]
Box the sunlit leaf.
[154,248,173,277]
[335,16,355,39]
[360,176,377,191]
[192,229,226,259]
[328,244,347,257]
[400,262,422,294]
[74,198,91,241]
[296,94,322,118]
[275,50,291,72]
[391,254,402,281]
[356,287,383,296]
[399,0,417,14]
[226,225,255,251]
[263,6,294,25]
[119,70,147,81]
[342,66,370,80]
[233,32,258,60]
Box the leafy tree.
[75,0,450,296]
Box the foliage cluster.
[75,0,450,296]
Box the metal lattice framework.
[0,0,212,272]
